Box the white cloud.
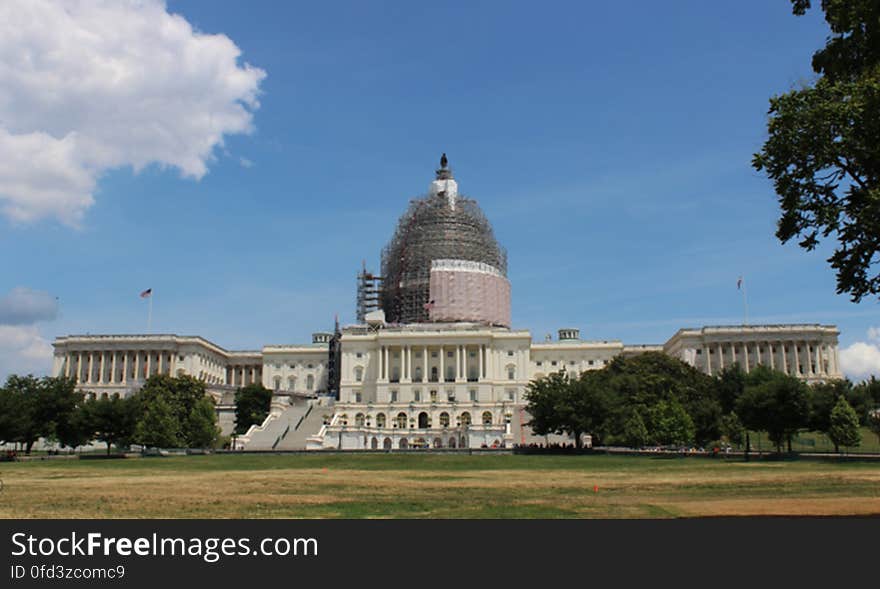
[0,0,266,225]
[839,328,880,382]
[0,325,53,380]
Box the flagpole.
[741,281,749,326]
[147,294,153,333]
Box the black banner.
[1,519,875,587]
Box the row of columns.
[63,350,173,385]
[702,341,839,377]
[228,365,260,387]
[377,344,489,384]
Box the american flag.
[140,288,152,298]
[736,277,743,290]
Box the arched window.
[449,437,457,448]
[396,412,407,429]
[355,366,364,382]
[433,437,443,448]
[482,411,493,425]
[355,413,365,427]
[376,413,386,428]
[383,437,392,449]
[418,412,429,428]
[460,412,471,427]
[371,437,378,449]
[399,438,408,449]
[306,374,314,390]
[439,412,450,427]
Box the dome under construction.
[380,155,511,326]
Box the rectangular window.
[469,389,477,402]
[551,361,557,366]
[536,361,543,366]
[507,350,514,356]
[390,390,398,402]
[507,389,515,401]
[354,392,362,402]
[414,390,421,402]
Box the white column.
[86,353,93,383]
[742,343,749,374]
[815,344,823,375]
[717,344,724,370]
[479,345,484,381]
[423,346,428,382]
[384,346,390,382]
[75,353,83,384]
[439,345,445,382]
[462,345,467,380]
[793,343,800,375]
[110,352,117,384]
[833,345,840,376]
[769,343,775,370]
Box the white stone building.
[49,156,845,449]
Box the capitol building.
[51,156,844,450]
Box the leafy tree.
[644,400,695,447]
[1,375,81,453]
[717,365,746,414]
[185,397,220,448]
[55,402,91,451]
[828,396,861,452]
[134,395,180,449]
[600,353,720,446]
[854,376,880,406]
[0,385,25,447]
[83,395,136,454]
[752,1,880,301]
[525,371,591,448]
[234,383,273,435]
[131,375,219,447]
[720,411,745,447]
[737,370,810,452]
[620,409,648,449]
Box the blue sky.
[1,0,878,380]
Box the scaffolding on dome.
[380,175,508,325]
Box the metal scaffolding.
[356,261,383,322]
[380,158,507,324]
